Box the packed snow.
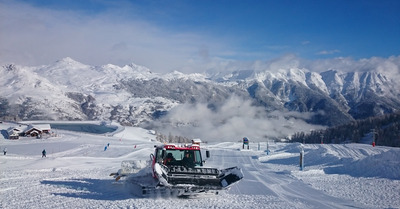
[1,121,399,209]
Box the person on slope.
[42,149,46,158]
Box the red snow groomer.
[111,140,243,197]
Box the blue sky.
[1,0,399,73]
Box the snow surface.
[1,121,399,209]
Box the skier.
[3,147,7,155]
[42,149,46,158]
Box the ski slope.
[0,122,399,209]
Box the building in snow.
[24,124,51,137]
[7,127,24,140]
[5,123,52,139]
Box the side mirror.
[206,150,210,158]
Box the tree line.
[155,131,193,144]
[290,111,400,147]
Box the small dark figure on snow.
[3,147,7,155]
[42,149,46,158]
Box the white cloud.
[303,55,400,76]
[153,95,325,142]
[317,49,341,55]
[0,1,227,73]
[1,1,399,76]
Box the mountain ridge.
[1,57,399,131]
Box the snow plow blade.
[134,164,243,197]
[161,165,243,189]
[116,166,243,197]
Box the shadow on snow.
[41,178,135,200]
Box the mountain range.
[1,57,400,133]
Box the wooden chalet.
[7,127,23,140]
[24,124,51,137]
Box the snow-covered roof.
[7,127,23,133]
[27,124,51,131]
[192,138,202,144]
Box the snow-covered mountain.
[207,66,400,124]
[1,57,400,128]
